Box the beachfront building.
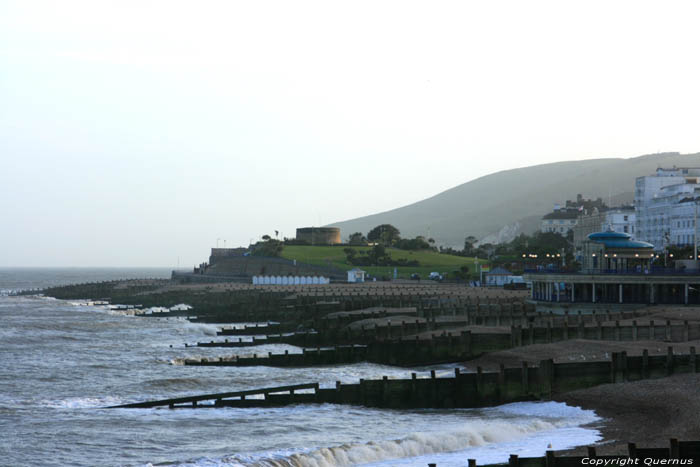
[540,194,607,235]
[347,268,366,283]
[635,167,700,251]
[524,230,700,309]
[485,267,513,287]
[540,208,578,235]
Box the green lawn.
[280,245,486,279]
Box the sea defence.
[112,346,698,410]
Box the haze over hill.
[329,152,700,248]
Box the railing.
[524,267,700,276]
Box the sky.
[2,1,700,267]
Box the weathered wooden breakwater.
[186,316,700,368]
[188,330,507,367]
[486,440,700,467]
[115,346,699,410]
[216,322,281,336]
[44,279,532,326]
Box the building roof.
[587,231,654,249]
[348,268,366,273]
[486,267,512,275]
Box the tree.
[252,236,284,257]
[348,232,367,245]
[343,247,357,260]
[395,236,430,250]
[367,224,401,245]
[463,236,478,256]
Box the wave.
[142,377,210,390]
[182,322,220,337]
[40,396,124,409]
[238,417,588,467]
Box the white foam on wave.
[40,395,124,409]
[251,420,563,467]
[181,321,220,337]
[179,403,599,467]
[493,400,597,420]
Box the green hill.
[328,151,700,247]
[280,245,485,279]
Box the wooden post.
[642,349,649,379]
[632,320,638,341]
[667,346,674,375]
[670,438,680,458]
[546,451,555,467]
[509,454,518,467]
[539,359,554,397]
[498,364,506,401]
[521,361,529,395]
[476,367,484,398]
[691,346,697,373]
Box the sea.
[0,268,602,467]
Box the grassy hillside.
[280,245,485,279]
[328,152,700,247]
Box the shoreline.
[554,373,700,456]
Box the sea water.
[0,268,601,466]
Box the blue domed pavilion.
[582,230,655,273]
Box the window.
[624,226,628,233]
[624,216,628,221]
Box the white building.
[670,197,700,247]
[485,267,522,287]
[540,209,579,234]
[605,208,636,236]
[635,167,700,251]
[347,268,366,283]
[541,195,607,235]
[252,275,329,285]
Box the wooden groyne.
[107,383,319,409]
[472,440,700,467]
[113,346,699,410]
[216,322,281,336]
[186,330,514,367]
[185,316,700,368]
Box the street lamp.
[694,198,699,261]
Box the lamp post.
[695,199,698,261]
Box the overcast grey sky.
[2,1,700,267]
